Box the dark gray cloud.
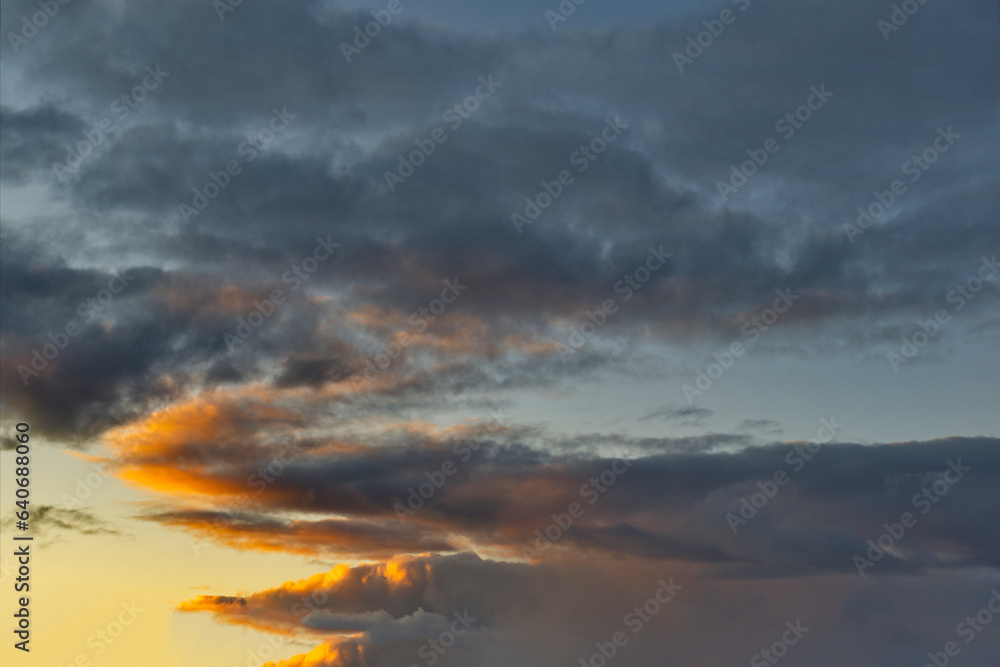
[3,0,998,442]
[121,403,1000,578]
[1,504,123,538]
[2,1,998,665]
[2,0,996,348]
[737,418,783,434]
[181,551,1000,667]
[640,402,713,424]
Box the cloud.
[184,551,1000,667]
[736,419,783,435]
[106,390,1000,577]
[301,608,454,645]
[1,505,122,538]
[639,403,714,425]
[2,1,999,665]
[151,511,459,558]
[2,0,997,450]
[263,641,367,667]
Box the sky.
[0,0,998,665]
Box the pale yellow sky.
[0,443,334,667]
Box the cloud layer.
[2,0,998,665]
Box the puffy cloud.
[263,641,367,667]
[184,552,1000,667]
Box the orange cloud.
[177,557,435,640]
[155,512,458,558]
[263,641,366,667]
[103,394,300,459]
[98,391,307,497]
